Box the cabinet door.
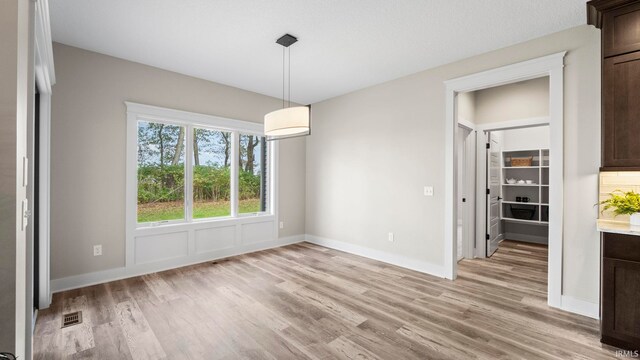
[602,257,640,350]
[603,51,640,168]
[604,2,640,58]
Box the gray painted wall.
[307,25,602,305]
[0,1,19,352]
[50,43,306,280]
[0,1,35,356]
[474,76,550,124]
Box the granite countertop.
[597,219,640,236]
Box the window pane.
[137,121,185,223]
[239,134,267,213]
[193,128,232,219]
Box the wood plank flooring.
[34,240,619,359]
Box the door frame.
[34,0,56,309]
[444,52,565,309]
[456,123,475,260]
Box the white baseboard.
[49,232,600,321]
[305,234,446,278]
[561,295,599,319]
[51,235,305,293]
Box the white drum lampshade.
[264,106,310,140]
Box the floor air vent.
[61,311,82,328]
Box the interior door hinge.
[486,188,490,195]
[486,143,490,149]
[486,234,490,240]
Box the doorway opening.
[482,125,550,257]
[455,81,552,302]
[444,52,565,308]
[455,77,551,259]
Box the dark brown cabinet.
[589,0,640,170]
[603,51,640,167]
[589,0,640,351]
[601,233,640,350]
[603,2,640,57]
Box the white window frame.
[126,102,276,230]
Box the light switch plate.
[424,186,434,196]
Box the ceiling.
[50,0,588,104]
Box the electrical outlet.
[279,221,284,229]
[93,245,102,256]
[388,232,394,242]
[424,186,434,196]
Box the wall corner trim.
[305,234,447,278]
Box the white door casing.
[444,51,565,310]
[456,125,475,261]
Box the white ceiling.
[50,0,588,104]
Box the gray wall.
[50,43,306,280]
[306,25,602,304]
[474,77,550,124]
[0,1,19,352]
[0,0,35,355]
[457,91,475,123]
[498,126,550,150]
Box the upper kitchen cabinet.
[604,2,640,57]
[589,0,640,170]
[603,51,640,167]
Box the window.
[137,121,186,223]
[129,104,273,227]
[193,128,232,219]
[239,134,267,214]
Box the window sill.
[135,214,275,233]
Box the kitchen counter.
[597,219,640,236]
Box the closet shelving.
[500,148,549,225]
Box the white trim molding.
[457,117,476,131]
[474,116,549,132]
[444,52,566,310]
[124,102,279,282]
[52,231,599,323]
[125,102,264,134]
[306,235,447,278]
[34,0,55,92]
[52,234,305,293]
[34,0,56,310]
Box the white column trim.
[34,0,56,311]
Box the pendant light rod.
[265,33,310,141]
[282,46,285,108]
[288,46,291,108]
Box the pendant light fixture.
[264,34,310,141]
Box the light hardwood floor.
[34,240,618,359]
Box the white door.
[486,132,502,256]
